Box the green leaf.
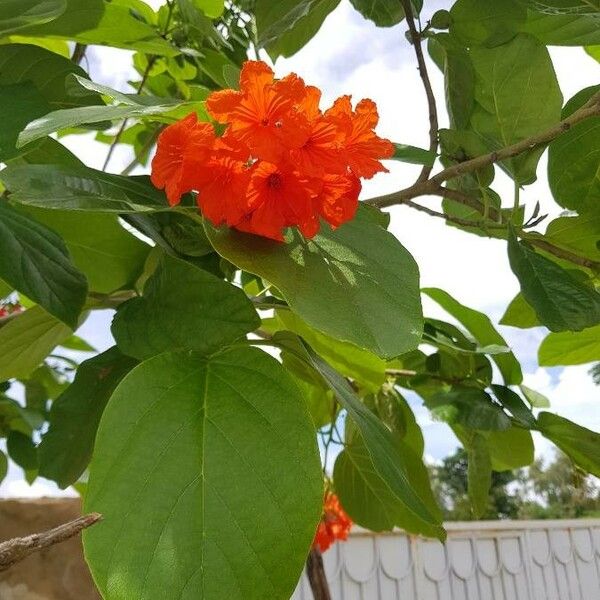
[548,86,600,216]
[522,11,600,44]
[59,335,96,352]
[255,0,323,47]
[423,288,523,385]
[266,311,387,392]
[112,253,259,360]
[21,207,149,294]
[17,101,199,148]
[1,164,169,213]
[38,347,137,488]
[7,430,38,471]
[450,0,527,47]
[520,384,551,407]
[16,0,177,56]
[543,214,600,265]
[526,1,600,14]
[466,432,492,518]
[491,384,536,427]
[487,427,535,470]
[334,426,442,537]
[500,293,540,329]
[0,202,87,328]
[84,347,322,600]
[469,34,562,184]
[0,306,73,380]
[538,412,600,478]
[0,44,100,108]
[265,0,341,59]
[428,387,511,431]
[0,450,7,484]
[0,0,66,36]
[349,0,405,26]
[538,323,600,365]
[0,83,49,161]
[193,0,224,18]
[391,143,436,166]
[206,206,424,360]
[306,346,445,538]
[507,229,600,332]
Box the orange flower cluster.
[151,60,393,241]
[313,492,353,553]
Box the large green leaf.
[1,164,169,213]
[538,412,600,478]
[0,201,87,328]
[491,384,536,428]
[7,430,38,471]
[526,0,600,14]
[522,11,600,44]
[16,0,177,56]
[206,206,423,360]
[112,254,259,360]
[538,324,600,365]
[334,425,442,536]
[84,347,322,600]
[349,0,405,26]
[22,207,149,294]
[450,0,526,47]
[507,229,600,332]
[469,34,562,183]
[0,306,72,381]
[548,86,600,215]
[0,0,66,36]
[307,347,445,538]
[38,347,137,488]
[423,288,523,384]
[265,0,340,58]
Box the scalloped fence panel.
[292,520,600,600]
[0,500,599,599]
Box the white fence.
[292,520,600,600]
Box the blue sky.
[2,0,599,497]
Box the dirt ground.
[0,499,100,600]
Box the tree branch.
[400,0,438,183]
[367,89,600,209]
[0,513,102,571]
[525,236,600,272]
[71,43,87,66]
[306,548,332,600]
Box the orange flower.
[313,492,353,553]
[236,161,321,241]
[150,60,392,241]
[150,113,215,206]
[288,86,348,177]
[206,61,310,163]
[327,95,394,179]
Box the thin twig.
[120,125,164,176]
[0,513,102,572]
[525,236,600,272]
[400,198,506,229]
[400,0,438,183]
[71,43,87,65]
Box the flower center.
[267,173,283,190]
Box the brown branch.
[0,513,102,572]
[525,237,600,272]
[368,89,600,210]
[71,44,87,65]
[400,0,438,183]
[306,548,332,600]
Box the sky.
[1,0,599,497]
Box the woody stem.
[306,548,332,600]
